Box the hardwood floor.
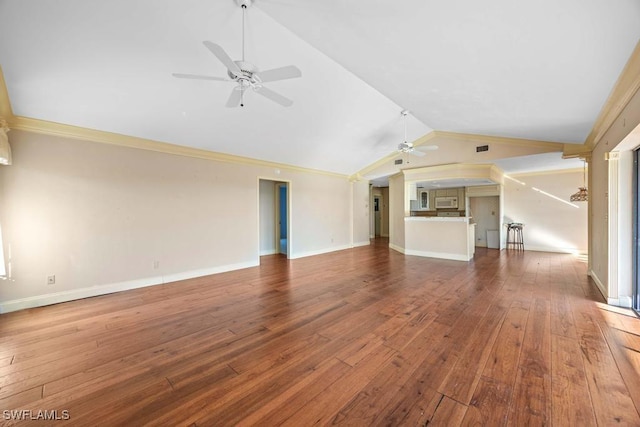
[1,238,640,426]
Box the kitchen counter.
[404,216,476,261]
[406,216,469,222]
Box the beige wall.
[381,187,390,237]
[388,174,404,251]
[503,170,588,254]
[588,84,640,305]
[590,141,609,285]
[259,180,276,255]
[291,172,352,257]
[351,180,370,246]
[0,130,355,312]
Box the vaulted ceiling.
[0,0,638,176]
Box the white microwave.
[435,196,458,209]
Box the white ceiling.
[0,0,638,176]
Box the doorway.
[374,196,381,237]
[469,196,500,249]
[276,183,288,255]
[259,179,290,259]
[370,187,389,238]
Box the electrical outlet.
[153,260,160,270]
[47,275,55,285]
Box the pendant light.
[570,160,588,202]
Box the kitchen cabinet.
[419,190,429,209]
[429,187,466,212]
[436,188,458,197]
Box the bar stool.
[506,223,524,250]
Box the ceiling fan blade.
[417,145,439,151]
[254,86,293,107]
[203,41,241,75]
[257,65,302,83]
[409,149,426,157]
[225,87,243,108]
[172,73,228,81]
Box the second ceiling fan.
[397,110,438,156]
[173,0,302,107]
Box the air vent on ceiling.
[394,159,403,165]
[476,145,489,152]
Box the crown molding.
[585,40,640,149]
[8,116,347,179]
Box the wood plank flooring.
[1,238,640,425]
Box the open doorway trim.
[257,177,291,260]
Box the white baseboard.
[162,261,259,283]
[289,244,352,260]
[404,248,471,262]
[619,296,633,308]
[522,245,587,255]
[260,249,277,256]
[389,243,405,254]
[381,233,389,238]
[0,260,259,314]
[588,269,607,301]
[607,296,633,308]
[390,239,470,261]
[352,240,371,248]
[586,269,633,309]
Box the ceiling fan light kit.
[172,0,301,108]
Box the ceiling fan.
[172,0,301,108]
[397,110,438,156]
